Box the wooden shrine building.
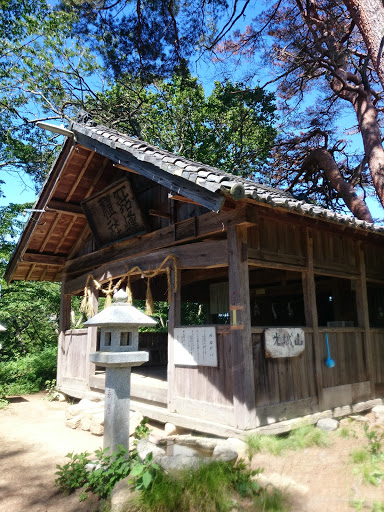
[5,120,384,436]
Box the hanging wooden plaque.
[81,178,146,246]
[264,328,305,358]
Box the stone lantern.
[84,289,157,453]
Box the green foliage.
[44,379,58,401]
[55,445,131,500]
[136,460,275,512]
[0,278,60,361]
[0,385,9,408]
[54,418,281,511]
[0,204,61,362]
[129,452,160,491]
[133,416,151,441]
[88,71,276,179]
[364,424,384,457]
[86,446,132,499]
[0,345,57,395]
[246,424,330,457]
[351,448,370,465]
[55,419,150,501]
[351,424,384,486]
[55,451,92,493]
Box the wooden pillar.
[85,279,99,391]
[356,241,375,397]
[302,229,324,408]
[227,225,257,429]
[57,276,71,388]
[167,265,181,412]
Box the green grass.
[246,424,330,457]
[133,460,288,512]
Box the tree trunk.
[343,0,384,91]
[302,148,373,222]
[353,91,384,210]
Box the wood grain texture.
[227,225,257,429]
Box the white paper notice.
[174,326,218,367]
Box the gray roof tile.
[70,121,383,234]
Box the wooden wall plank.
[302,229,324,407]
[227,225,257,429]
[57,279,71,388]
[167,267,180,412]
[356,241,375,398]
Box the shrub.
[0,345,57,396]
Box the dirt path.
[250,418,384,512]
[0,393,383,512]
[0,393,103,512]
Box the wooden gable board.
[74,131,225,213]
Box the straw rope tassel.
[79,275,94,318]
[145,277,154,316]
[103,280,114,308]
[125,275,133,304]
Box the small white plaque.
[174,327,217,367]
[264,328,305,358]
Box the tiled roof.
[70,121,384,234]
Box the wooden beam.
[149,209,172,219]
[39,265,49,281]
[55,216,78,255]
[168,193,200,206]
[182,267,228,287]
[25,264,36,281]
[84,157,109,200]
[113,162,140,174]
[64,205,252,278]
[167,266,181,412]
[22,253,66,266]
[64,239,228,294]
[85,280,99,392]
[356,241,375,398]
[39,213,61,253]
[67,225,91,260]
[66,150,95,202]
[75,132,225,212]
[302,228,324,408]
[227,225,257,429]
[57,278,71,388]
[47,199,85,216]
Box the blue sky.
[0,172,37,208]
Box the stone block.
[372,405,384,424]
[129,410,144,436]
[164,422,178,436]
[316,418,339,431]
[212,442,238,462]
[65,415,82,429]
[90,423,104,436]
[65,399,104,419]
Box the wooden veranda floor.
[89,366,168,406]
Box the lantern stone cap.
[84,289,157,327]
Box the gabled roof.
[71,121,384,231]
[4,120,384,284]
